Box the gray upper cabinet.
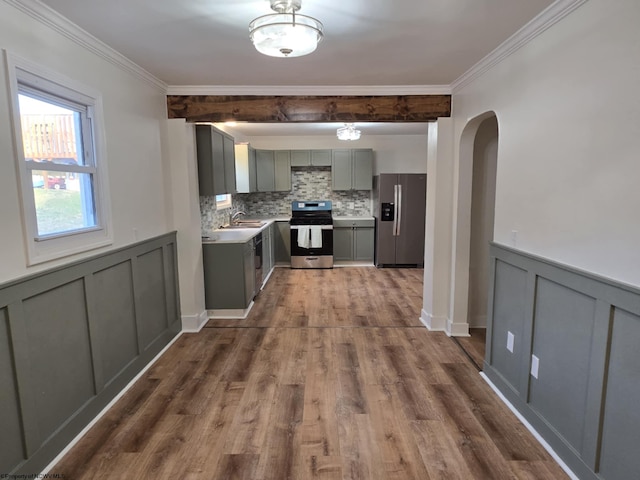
[274,151,292,191]
[256,150,292,192]
[311,149,332,166]
[331,150,353,190]
[256,149,275,192]
[196,125,236,196]
[290,150,310,166]
[352,149,373,190]
[289,149,332,167]
[331,149,373,190]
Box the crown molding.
[166,84,452,96]
[451,0,589,93]
[5,0,167,92]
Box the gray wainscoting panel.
[163,245,178,328]
[0,232,180,476]
[528,278,597,452]
[0,307,25,472]
[485,243,640,480]
[22,280,96,448]
[93,261,138,384]
[598,308,640,480]
[135,248,169,350]
[489,259,528,394]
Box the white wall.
[240,134,428,175]
[467,117,498,327]
[0,2,171,283]
[451,0,640,288]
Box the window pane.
[32,171,96,236]
[19,94,84,166]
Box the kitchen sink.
[221,221,266,229]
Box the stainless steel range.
[290,201,334,269]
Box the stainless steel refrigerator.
[373,174,427,266]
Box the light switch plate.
[531,355,540,379]
[507,331,515,353]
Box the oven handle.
[290,225,333,230]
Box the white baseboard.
[181,310,208,332]
[480,372,580,480]
[41,331,183,475]
[208,301,254,319]
[420,310,447,331]
[446,318,470,337]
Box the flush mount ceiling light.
[249,0,324,58]
[337,123,361,141]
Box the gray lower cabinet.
[354,226,375,261]
[274,221,291,264]
[256,150,292,192]
[333,218,375,262]
[203,241,255,310]
[333,227,353,261]
[263,223,274,278]
[196,125,236,195]
[331,149,373,190]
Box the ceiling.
[37,0,556,136]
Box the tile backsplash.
[200,167,372,233]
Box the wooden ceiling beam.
[166,95,451,123]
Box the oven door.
[290,225,333,268]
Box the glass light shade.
[337,124,361,141]
[250,13,323,57]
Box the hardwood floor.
[453,328,487,370]
[53,267,568,479]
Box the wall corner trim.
[420,310,448,331]
[181,310,209,333]
[451,0,589,93]
[5,0,168,92]
[446,318,470,337]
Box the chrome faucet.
[230,211,246,225]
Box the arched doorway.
[448,112,499,338]
[467,116,499,329]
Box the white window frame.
[5,51,113,265]
[216,194,232,210]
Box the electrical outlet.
[507,331,515,353]
[531,355,540,379]
[510,230,518,247]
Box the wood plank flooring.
[53,267,568,479]
[453,328,487,370]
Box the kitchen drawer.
[333,218,375,228]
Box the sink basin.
[221,221,266,229]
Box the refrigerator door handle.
[397,184,402,236]
[393,184,399,236]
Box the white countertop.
[202,216,374,244]
[202,217,288,244]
